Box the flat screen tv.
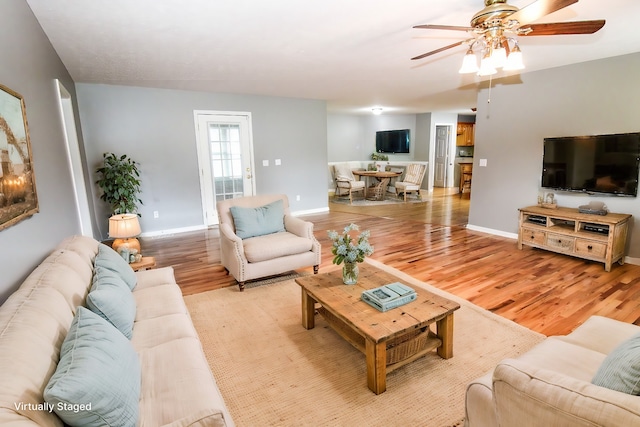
[375,129,410,154]
[541,132,640,197]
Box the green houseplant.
[95,152,142,215]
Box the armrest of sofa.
[284,215,314,239]
[493,358,640,427]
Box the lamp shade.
[459,50,479,74]
[109,214,141,238]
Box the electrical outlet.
[296,195,300,201]
[153,211,159,219]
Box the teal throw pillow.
[86,266,136,339]
[592,332,640,395]
[44,307,140,426]
[230,199,286,239]
[95,243,137,290]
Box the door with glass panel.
[194,111,255,226]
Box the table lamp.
[109,213,142,255]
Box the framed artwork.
[0,84,38,231]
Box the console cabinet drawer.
[546,233,575,252]
[521,228,545,246]
[575,240,607,259]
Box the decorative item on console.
[538,191,557,209]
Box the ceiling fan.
[411,0,605,75]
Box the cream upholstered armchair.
[217,194,320,291]
[333,163,365,203]
[395,163,426,201]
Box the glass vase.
[342,262,359,285]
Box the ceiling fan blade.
[507,0,578,26]
[411,40,466,61]
[413,24,474,32]
[519,20,605,35]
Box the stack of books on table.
[361,282,417,312]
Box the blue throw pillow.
[95,243,137,290]
[230,199,286,239]
[44,307,140,426]
[592,332,640,395]
[86,266,136,339]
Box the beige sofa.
[217,194,321,291]
[465,315,640,426]
[0,235,234,426]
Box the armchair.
[395,163,426,201]
[217,194,320,291]
[333,163,365,204]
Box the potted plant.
[95,152,143,215]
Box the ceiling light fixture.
[459,32,524,76]
[372,107,383,115]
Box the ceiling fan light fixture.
[477,52,497,76]
[458,48,479,74]
[490,44,507,68]
[503,44,524,71]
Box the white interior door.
[434,125,450,187]
[56,80,94,237]
[194,111,255,226]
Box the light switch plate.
[479,159,487,167]
[262,160,269,167]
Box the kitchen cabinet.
[456,122,474,146]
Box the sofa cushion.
[243,231,313,263]
[230,199,285,239]
[86,266,136,339]
[95,243,137,290]
[44,307,140,427]
[592,332,640,395]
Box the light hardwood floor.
[140,190,640,337]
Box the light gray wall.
[469,52,640,257]
[76,84,328,239]
[0,1,86,302]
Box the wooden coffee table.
[295,263,460,394]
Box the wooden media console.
[518,205,631,271]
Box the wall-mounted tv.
[541,132,640,197]
[375,129,410,154]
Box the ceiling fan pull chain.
[487,74,493,104]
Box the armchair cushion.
[230,199,286,239]
[243,231,313,263]
[592,332,640,395]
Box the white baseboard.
[293,207,330,216]
[140,224,208,238]
[465,224,519,240]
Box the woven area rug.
[184,259,544,427]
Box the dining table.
[352,170,402,201]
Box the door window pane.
[208,123,243,202]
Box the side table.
[129,256,156,271]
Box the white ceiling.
[25,0,640,115]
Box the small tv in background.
[375,129,410,154]
[541,132,640,197]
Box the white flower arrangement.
[328,223,374,265]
